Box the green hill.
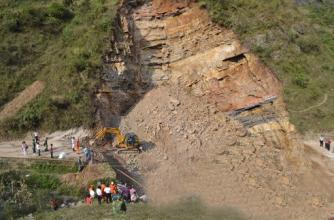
[199,0,334,132]
[1,0,333,136]
[0,0,117,137]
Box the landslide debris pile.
[121,85,330,220]
[96,0,332,220]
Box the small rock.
[168,103,175,111]
[170,98,181,106]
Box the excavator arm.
[94,127,140,151]
[95,128,126,147]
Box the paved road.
[0,138,83,159]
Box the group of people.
[85,181,144,209]
[319,134,332,151]
[21,132,54,158]
[20,133,93,161]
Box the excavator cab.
[124,133,140,147]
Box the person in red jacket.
[111,182,117,195]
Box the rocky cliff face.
[97,0,301,158]
[94,1,331,219]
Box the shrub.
[48,3,74,21]
[26,173,60,190]
[297,38,320,54]
[294,73,309,88]
[6,18,22,32]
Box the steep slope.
[199,0,334,132]
[95,0,333,220]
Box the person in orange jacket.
[101,183,106,202]
[111,182,117,195]
[76,138,80,154]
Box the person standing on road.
[71,137,75,152]
[76,138,80,154]
[50,144,54,158]
[21,141,28,156]
[36,141,41,156]
[44,137,49,152]
[325,138,331,151]
[320,135,324,147]
[34,131,39,142]
[32,138,36,154]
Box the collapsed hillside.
[96,0,333,219]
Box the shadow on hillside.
[127,198,249,220]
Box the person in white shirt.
[320,135,324,147]
[89,188,95,199]
[104,185,112,203]
[21,141,28,156]
[34,131,39,142]
[96,186,102,205]
[71,137,75,152]
[36,142,41,156]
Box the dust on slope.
[121,85,332,220]
[0,81,44,121]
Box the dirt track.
[0,81,45,121]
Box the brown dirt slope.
[102,0,334,219]
[0,80,45,121]
[92,0,334,219]
[120,85,332,220]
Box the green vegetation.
[0,0,118,138]
[199,0,334,132]
[35,198,247,220]
[0,160,82,219]
[30,160,77,174]
[0,159,119,219]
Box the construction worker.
[319,135,324,147]
[96,186,102,205]
[50,144,54,158]
[111,182,117,195]
[104,184,112,204]
[101,182,106,202]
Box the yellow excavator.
[94,127,141,152]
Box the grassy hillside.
[35,199,247,220]
[0,0,118,137]
[199,0,334,132]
